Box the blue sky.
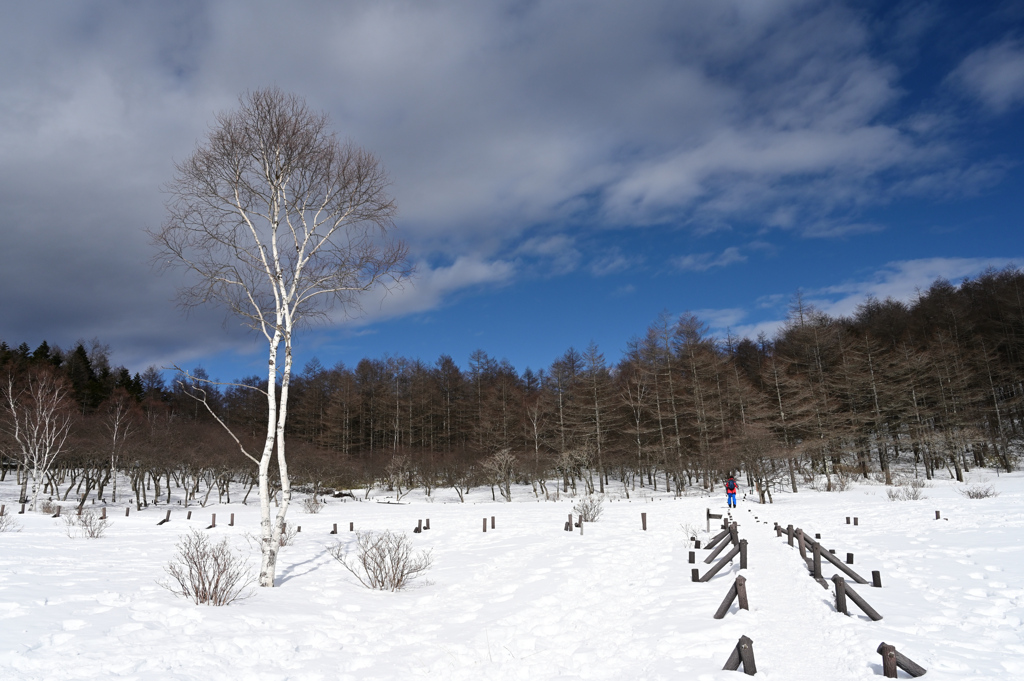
[1,0,1023,381]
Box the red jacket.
[726,479,737,493]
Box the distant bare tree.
[151,88,410,587]
[2,367,75,511]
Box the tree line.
[3,267,1022,506]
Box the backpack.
[726,479,736,493]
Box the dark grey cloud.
[0,0,1008,371]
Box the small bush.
[958,484,998,499]
[164,530,254,605]
[573,495,604,522]
[329,530,432,591]
[62,510,109,538]
[302,497,323,514]
[680,522,702,548]
[39,500,58,515]
[0,513,21,533]
[886,480,927,501]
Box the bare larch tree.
[151,88,410,587]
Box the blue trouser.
[727,492,736,506]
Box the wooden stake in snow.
[101,507,106,520]
[739,539,748,569]
[876,642,927,678]
[689,551,695,564]
[713,575,749,619]
[787,524,794,546]
[880,643,897,678]
[935,510,941,520]
[641,512,647,531]
[872,570,882,588]
[187,511,192,520]
[833,575,849,615]
[349,522,354,531]
[483,518,487,532]
[722,635,756,675]
[846,552,854,564]
[491,516,495,529]
[854,517,858,525]
[425,519,430,530]
[125,507,129,517]
[229,513,234,527]
[331,523,337,534]
[157,510,170,525]
[206,513,216,529]
[691,568,700,582]
[846,516,850,524]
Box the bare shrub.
[958,484,998,499]
[279,523,299,546]
[39,499,58,515]
[886,480,927,501]
[62,510,109,538]
[573,495,604,522]
[329,530,432,591]
[164,529,254,605]
[680,522,702,548]
[302,497,323,514]
[0,513,21,533]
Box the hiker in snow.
[725,476,738,508]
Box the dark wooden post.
[207,513,216,529]
[796,529,807,561]
[853,517,858,525]
[729,523,739,547]
[297,526,301,533]
[691,568,700,582]
[417,519,423,532]
[935,510,940,520]
[739,539,748,569]
[125,507,129,517]
[187,511,192,520]
[735,575,748,611]
[483,518,487,532]
[331,523,338,534]
[872,570,882,588]
[689,551,695,564]
[722,635,756,675]
[846,516,850,524]
[229,513,235,527]
[100,507,106,520]
[846,552,854,564]
[491,516,495,529]
[714,580,739,619]
[425,518,430,530]
[879,643,897,678]
[775,524,782,537]
[812,542,822,580]
[564,521,571,531]
[641,512,647,530]
[814,532,821,539]
[157,510,170,525]
[876,642,927,677]
[787,524,794,546]
[349,521,354,531]
[832,575,849,615]
[694,539,701,549]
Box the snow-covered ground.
[0,470,1021,680]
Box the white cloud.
[949,39,1024,114]
[673,247,747,272]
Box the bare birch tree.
[151,88,410,587]
[2,367,75,511]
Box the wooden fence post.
[425,519,430,530]
[846,516,850,524]
[812,542,823,581]
[229,513,234,527]
[872,570,882,588]
[331,523,338,534]
[935,510,940,520]
[879,643,897,678]
[207,514,216,529]
[722,635,756,675]
[735,575,748,611]
[641,512,647,531]
[125,507,129,517]
[832,575,849,615]
[691,568,700,582]
[483,518,487,532]
[491,516,495,529]
[854,517,858,525]
[187,511,192,520]
[689,551,695,564]
[739,539,748,569]
[349,521,354,531]
[157,510,170,525]
[787,524,794,546]
[713,576,749,619]
[796,528,807,561]
[876,642,927,677]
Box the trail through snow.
[0,472,1022,679]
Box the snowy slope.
[0,471,1021,680]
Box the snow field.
[0,472,1021,680]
